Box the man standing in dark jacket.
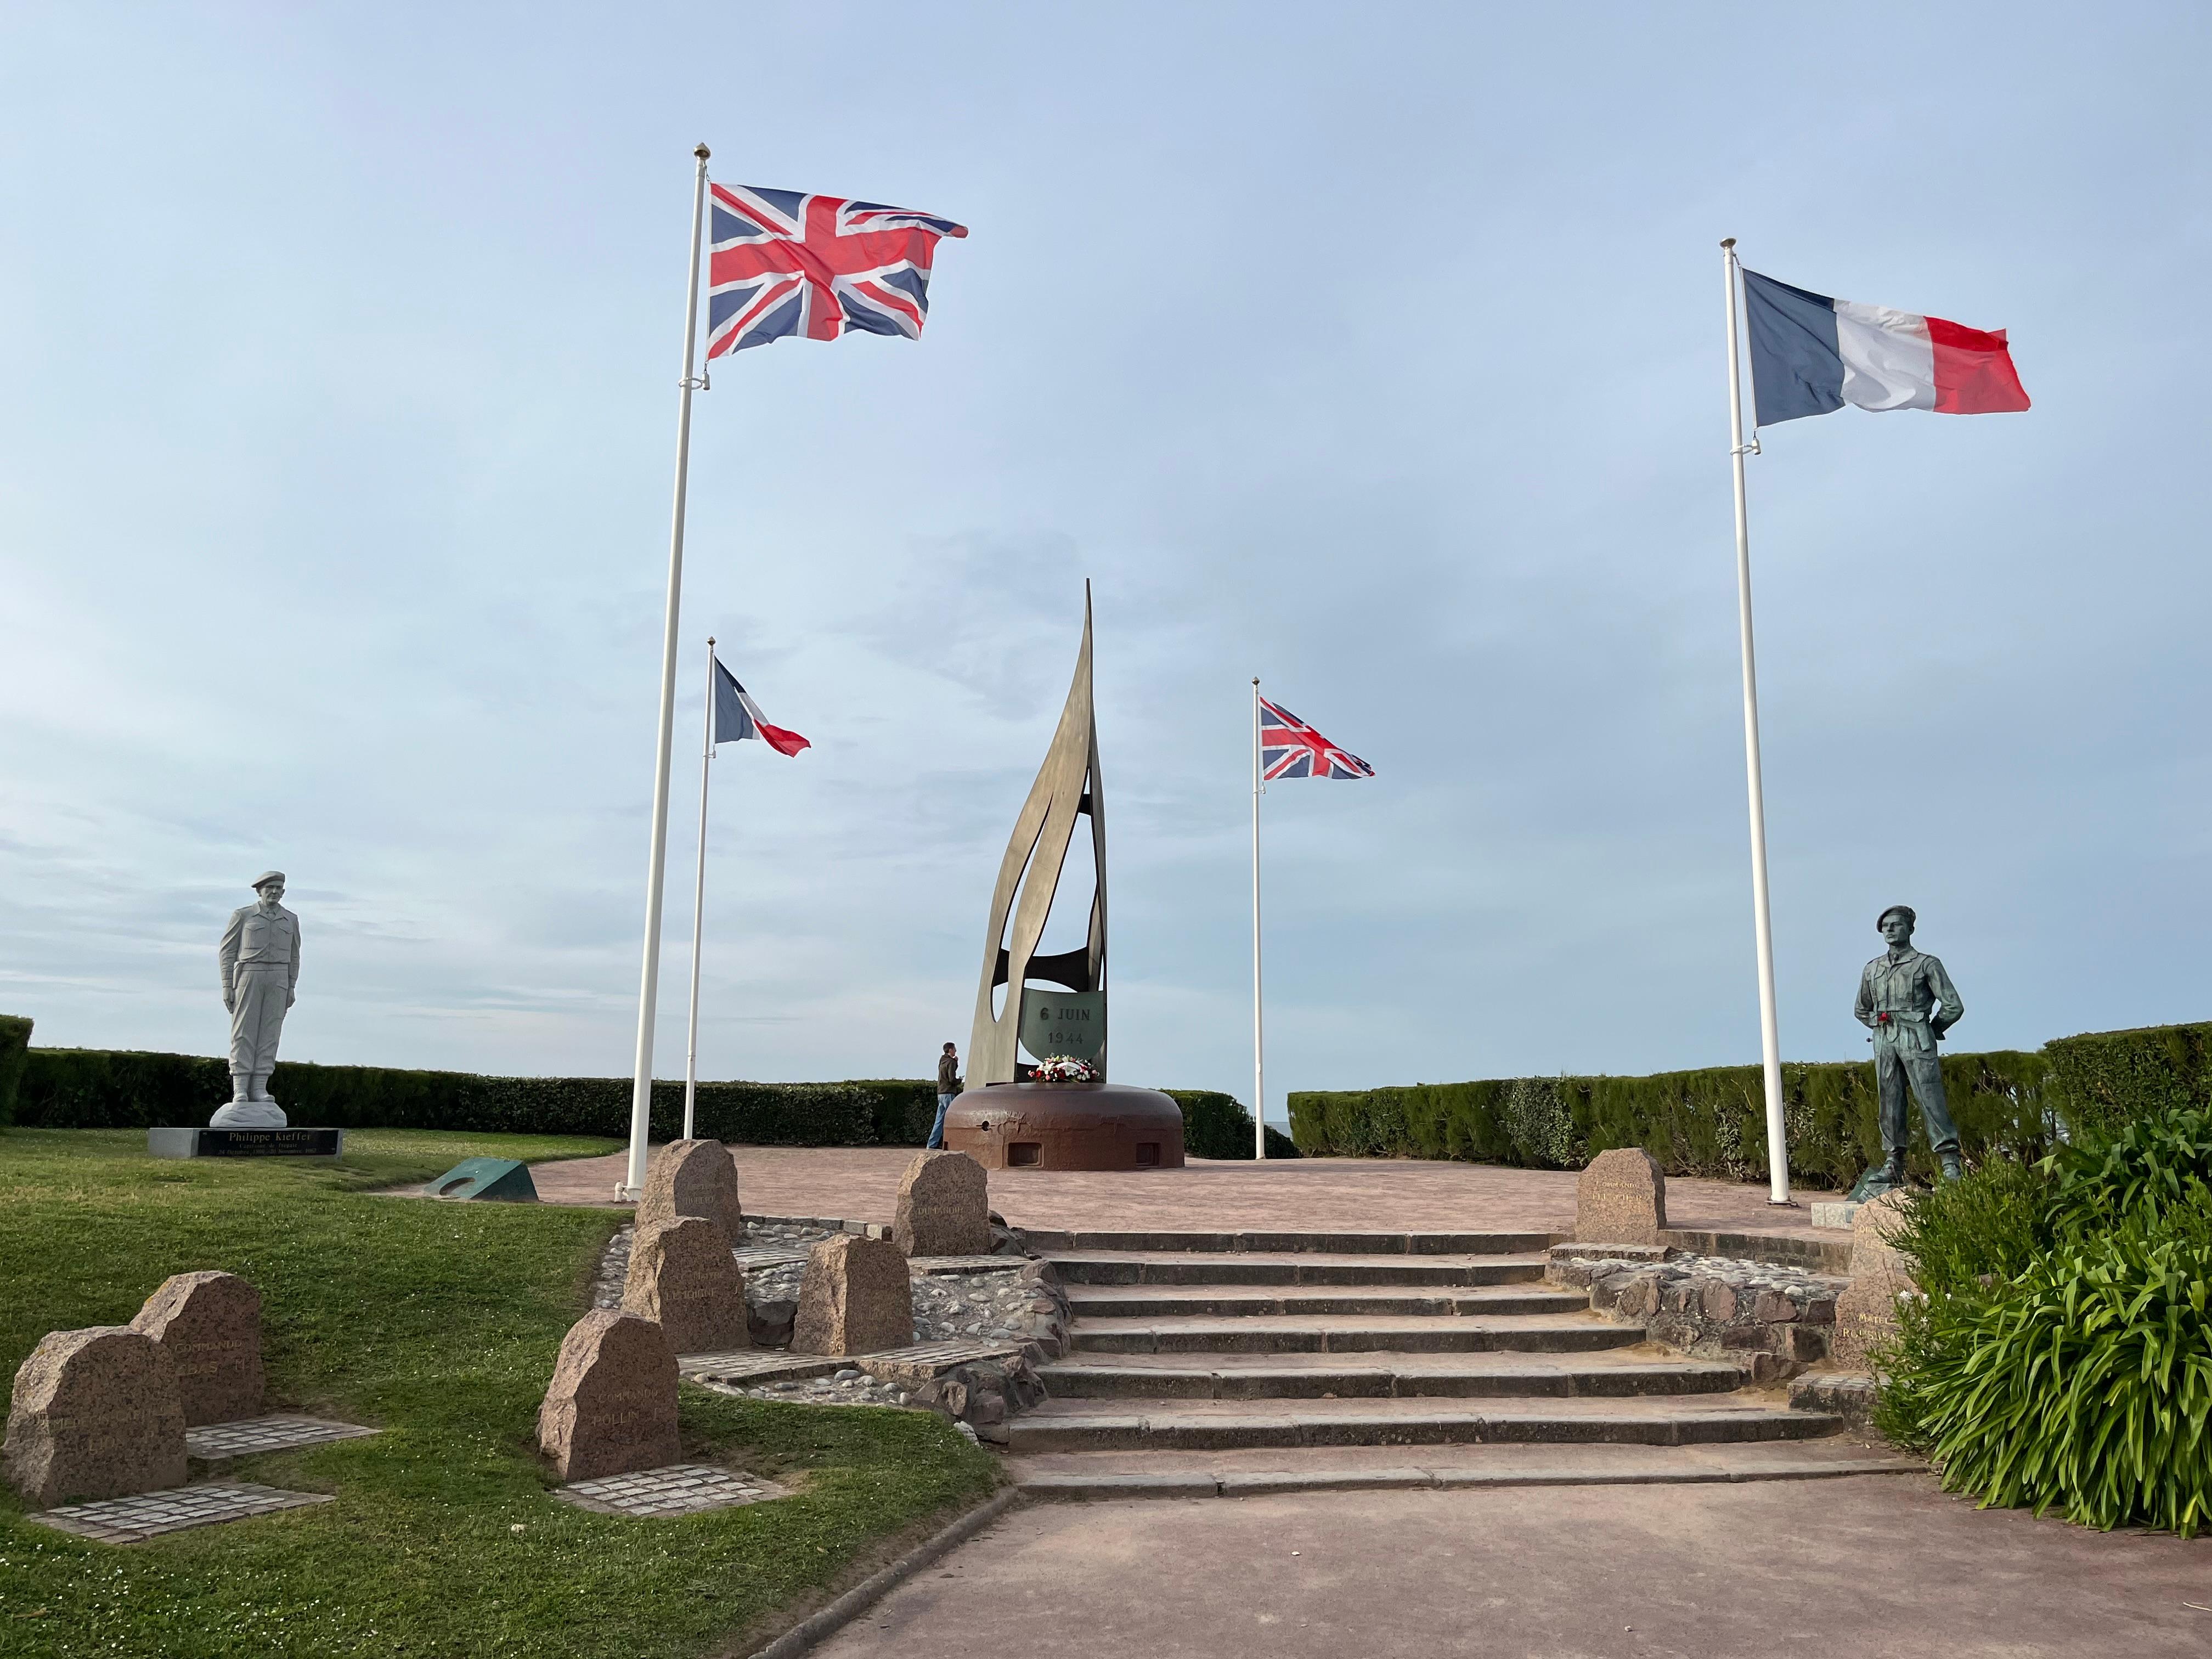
[928,1042,962,1149]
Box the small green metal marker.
[426,1158,539,1203]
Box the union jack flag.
[706,184,967,359]
[1259,696,1374,781]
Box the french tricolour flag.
[1742,269,2029,426]
[711,656,810,757]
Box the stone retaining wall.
[1546,1244,1843,1383]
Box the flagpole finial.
[1720,237,1736,250]
[707,635,715,645]
[1251,676,1259,686]
[694,143,710,161]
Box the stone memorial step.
[1007,1393,1842,1454]
[678,1337,1024,1392]
[728,1247,812,1271]
[24,1480,335,1542]
[1062,1285,1587,1320]
[553,1463,785,1518]
[1011,1227,1878,1499]
[1004,1438,1923,1501]
[1039,1350,1747,1401]
[1071,1312,1645,1356]
[1020,1229,1558,1256]
[185,1415,380,1460]
[1045,1250,1550,1288]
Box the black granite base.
[147,1127,345,1159]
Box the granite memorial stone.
[635,1139,744,1242]
[4,1328,188,1506]
[1576,1148,1668,1246]
[893,1150,991,1257]
[792,1235,914,1356]
[1831,1190,1917,1370]
[622,1217,749,1355]
[535,1310,680,1482]
[129,1271,263,1426]
[212,872,302,1129]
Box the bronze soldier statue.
[1853,905,1964,1188]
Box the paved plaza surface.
[524,1147,1834,1243]
[813,1477,2210,1659]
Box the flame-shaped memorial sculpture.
[942,587,1186,1171]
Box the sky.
[3,4,2208,1126]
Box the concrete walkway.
[814,1477,2209,1658]
[526,1147,1835,1243]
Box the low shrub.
[1166,1090,1300,1160]
[1882,1155,2055,1299]
[0,1014,30,1127]
[1878,1225,2212,1537]
[1881,1102,2212,1534]
[2044,1105,2212,1236]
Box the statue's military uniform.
[220,888,301,1101]
[1854,945,1963,1159]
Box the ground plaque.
[148,1127,344,1160]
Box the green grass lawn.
[0,1129,998,1659]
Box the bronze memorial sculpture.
[940,588,1184,1171]
[1852,904,1965,1195]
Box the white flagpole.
[682,635,717,1143]
[1721,238,1791,1207]
[1251,677,1266,1161]
[620,144,712,1201]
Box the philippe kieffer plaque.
[1018,988,1105,1063]
[148,1127,345,1160]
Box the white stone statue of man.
[212,871,301,1128]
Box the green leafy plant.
[1884,1155,2054,1299]
[2044,1106,2212,1237]
[1878,1227,2212,1537]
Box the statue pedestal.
[149,1127,344,1159]
[944,1082,1185,1172]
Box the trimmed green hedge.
[0,1015,31,1128]
[11,1047,938,1146]
[1290,1046,2077,1189]
[7,1046,1274,1155]
[2042,1023,2212,1136]
[1166,1090,1301,1160]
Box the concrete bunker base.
[944,1084,1186,1172]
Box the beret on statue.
[251,871,287,890]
